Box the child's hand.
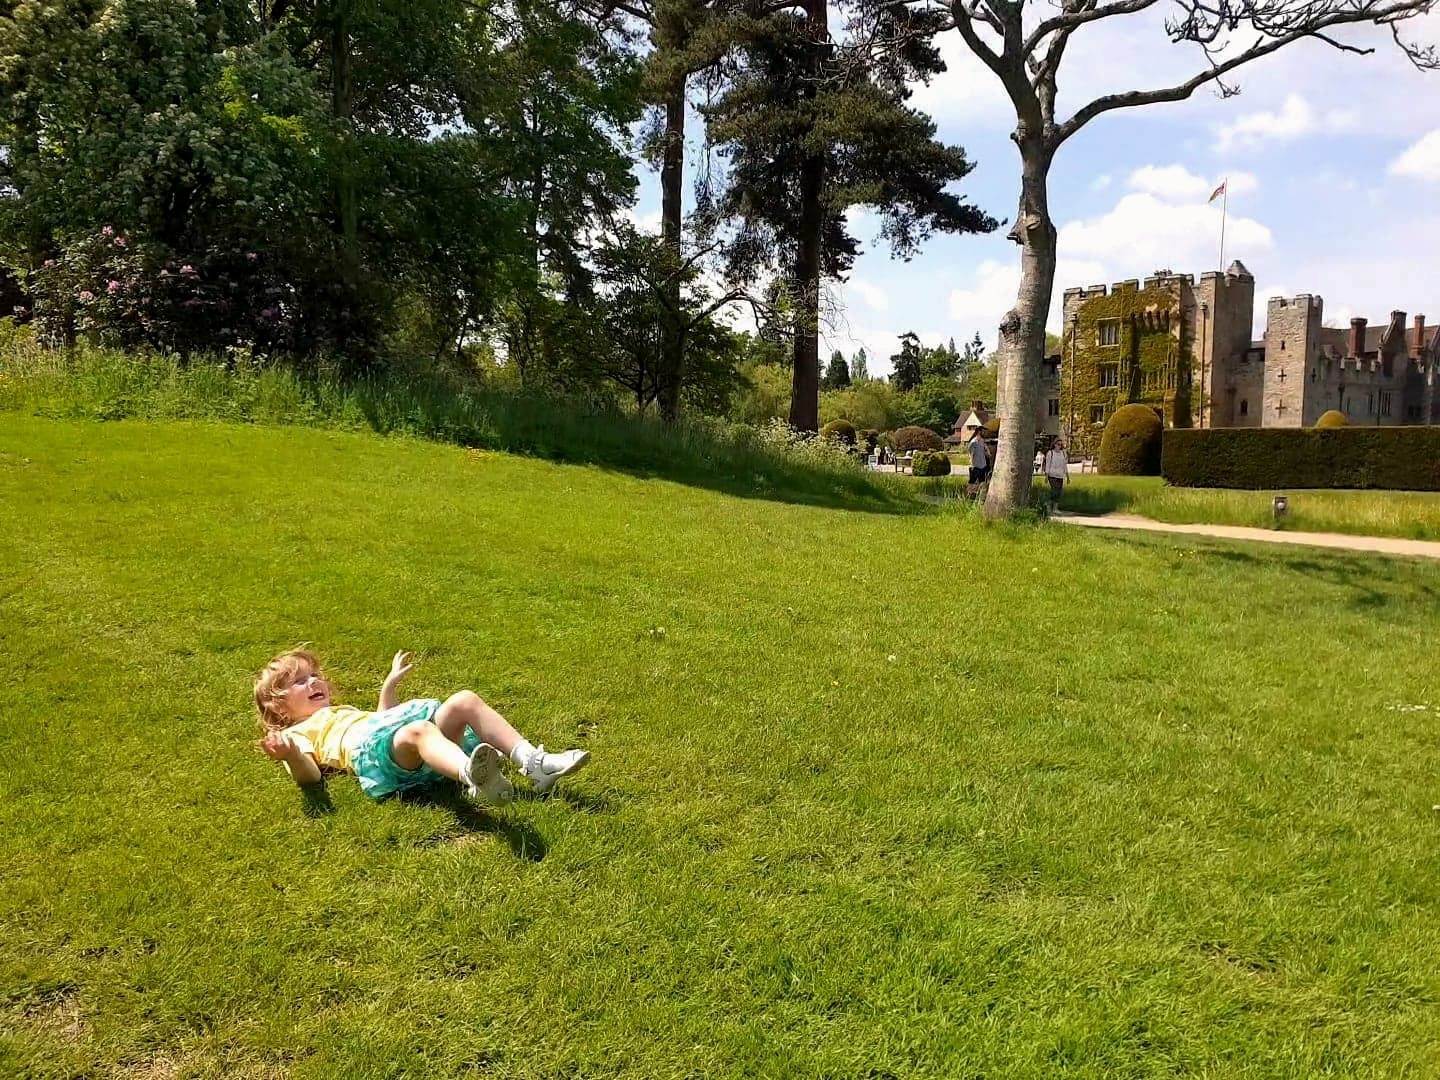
[258,731,295,761]
[387,650,413,685]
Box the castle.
[1040,262,1440,452]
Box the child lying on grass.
[254,648,588,803]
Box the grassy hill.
[3,416,1439,1078]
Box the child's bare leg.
[435,691,523,756]
[436,690,589,793]
[390,719,469,781]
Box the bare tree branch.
[1057,0,1437,145]
[1023,0,1161,58]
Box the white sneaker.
[464,743,514,804]
[523,746,590,794]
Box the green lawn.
[4,417,1440,1078]
[1060,475,1440,541]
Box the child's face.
[281,660,331,722]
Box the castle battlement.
[1063,284,1110,300]
[1143,273,1194,289]
[1055,263,1438,433]
[1267,293,1322,312]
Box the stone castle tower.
[1051,263,1439,447]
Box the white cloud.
[1127,165,1257,201]
[621,206,663,233]
[1060,191,1271,268]
[1389,129,1440,181]
[847,278,890,312]
[948,256,1108,335]
[1212,93,1359,152]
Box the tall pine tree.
[702,0,995,431]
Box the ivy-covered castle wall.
[1058,276,1200,458]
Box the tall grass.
[0,336,913,512]
[1061,474,1440,540]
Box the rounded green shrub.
[819,419,857,447]
[892,425,944,453]
[983,416,1001,436]
[1098,404,1163,475]
[910,449,952,477]
[1315,410,1348,429]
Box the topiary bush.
[1315,410,1348,429]
[820,419,857,447]
[983,416,1001,436]
[892,425,944,453]
[1099,403,1164,475]
[910,449,952,476]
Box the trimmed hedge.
[1315,410,1348,429]
[910,449,952,477]
[820,419,857,446]
[1163,426,1440,490]
[892,425,944,453]
[1099,403,1163,476]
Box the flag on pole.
[1208,180,1227,203]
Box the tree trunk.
[788,0,827,435]
[657,75,686,424]
[984,146,1055,518]
[331,0,357,272]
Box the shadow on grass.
[400,786,549,862]
[300,782,335,818]
[1056,481,1140,515]
[1140,535,1438,611]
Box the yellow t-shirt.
[284,706,374,772]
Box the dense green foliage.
[5,417,1440,1076]
[1163,426,1440,490]
[909,448,951,476]
[891,424,943,452]
[819,418,856,446]
[1099,403,1163,476]
[1316,409,1349,429]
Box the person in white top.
[1042,439,1069,510]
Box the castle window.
[1239,399,1249,417]
[1048,398,1060,417]
[1367,392,1374,415]
[1097,319,1121,347]
[1382,355,1393,378]
[1098,364,1119,388]
[1280,339,1286,351]
[1379,390,1393,417]
[1090,405,1105,425]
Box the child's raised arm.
[378,650,413,712]
[258,731,323,786]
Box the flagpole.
[1218,183,1228,270]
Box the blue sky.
[626,9,1440,378]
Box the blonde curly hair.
[254,648,322,732]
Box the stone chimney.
[971,399,987,413]
[1415,314,1426,358]
[1350,317,1367,358]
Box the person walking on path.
[1043,439,1069,511]
[966,430,989,498]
